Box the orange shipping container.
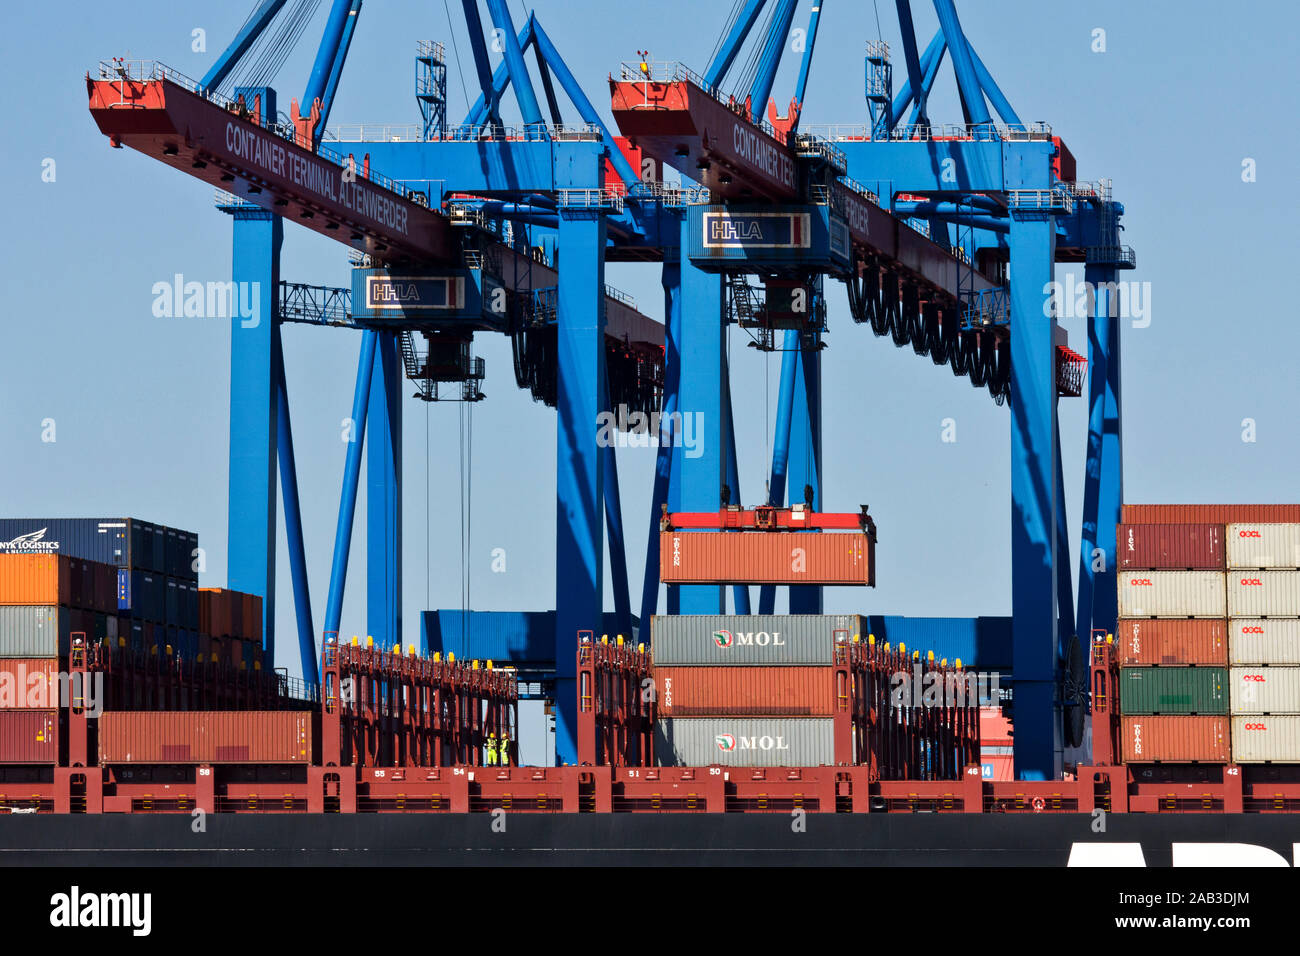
[659,531,875,585]
[98,711,312,764]
[0,660,60,709]
[1120,715,1229,763]
[654,666,834,716]
[0,554,116,612]
[1114,619,1228,665]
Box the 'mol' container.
[1119,667,1228,715]
[1116,523,1225,570]
[1114,619,1228,666]
[1229,619,1300,665]
[1226,571,1300,617]
[660,531,874,586]
[650,615,861,666]
[1226,523,1300,569]
[97,711,312,764]
[1120,716,1229,763]
[1117,571,1225,618]
[653,716,834,767]
[1230,716,1300,762]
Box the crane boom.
[87,61,664,351]
[610,68,993,300]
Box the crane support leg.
[367,331,402,653]
[638,259,681,626]
[228,209,282,658]
[758,329,800,615]
[1008,211,1060,781]
[722,359,750,614]
[789,334,824,614]
[276,350,316,683]
[1077,266,1123,644]
[324,331,377,639]
[603,437,633,641]
[554,209,607,763]
[671,218,725,614]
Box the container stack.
[649,615,860,767]
[199,588,265,670]
[1115,522,1229,762]
[0,518,200,661]
[1116,506,1300,764]
[0,553,119,763]
[1226,521,1300,762]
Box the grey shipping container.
[1117,571,1226,618]
[1227,571,1300,617]
[1231,715,1300,763]
[0,606,75,657]
[654,716,835,767]
[650,615,862,666]
[1228,666,1300,714]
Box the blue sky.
[3,0,1297,699]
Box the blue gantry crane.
[89,0,1131,777]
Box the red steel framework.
[6,632,1300,814]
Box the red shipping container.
[660,531,875,585]
[97,711,312,764]
[1122,504,1300,524]
[0,660,60,709]
[654,666,833,716]
[1117,523,1224,570]
[1115,619,1228,665]
[0,710,58,763]
[1120,715,1229,763]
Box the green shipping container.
[1120,667,1228,715]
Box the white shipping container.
[1117,571,1225,618]
[653,717,834,767]
[1227,571,1300,617]
[1228,666,1300,714]
[1231,715,1300,763]
[1229,619,1300,664]
[1227,523,1300,569]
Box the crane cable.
[442,0,472,115]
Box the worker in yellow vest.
[499,732,511,767]
[486,731,498,766]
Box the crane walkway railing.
[321,122,602,143]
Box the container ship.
[5,1,1293,874]
[1,509,1300,867]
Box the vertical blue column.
[789,337,823,614]
[722,367,750,615]
[674,217,724,614]
[554,209,607,764]
[367,331,402,652]
[758,330,800,615]
[1007,211,1059,781]
[276,351,317,684]
[228,209,282,654]
[641,256,681,626]
[1077,265,1122,644]
[603,437,633,639]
